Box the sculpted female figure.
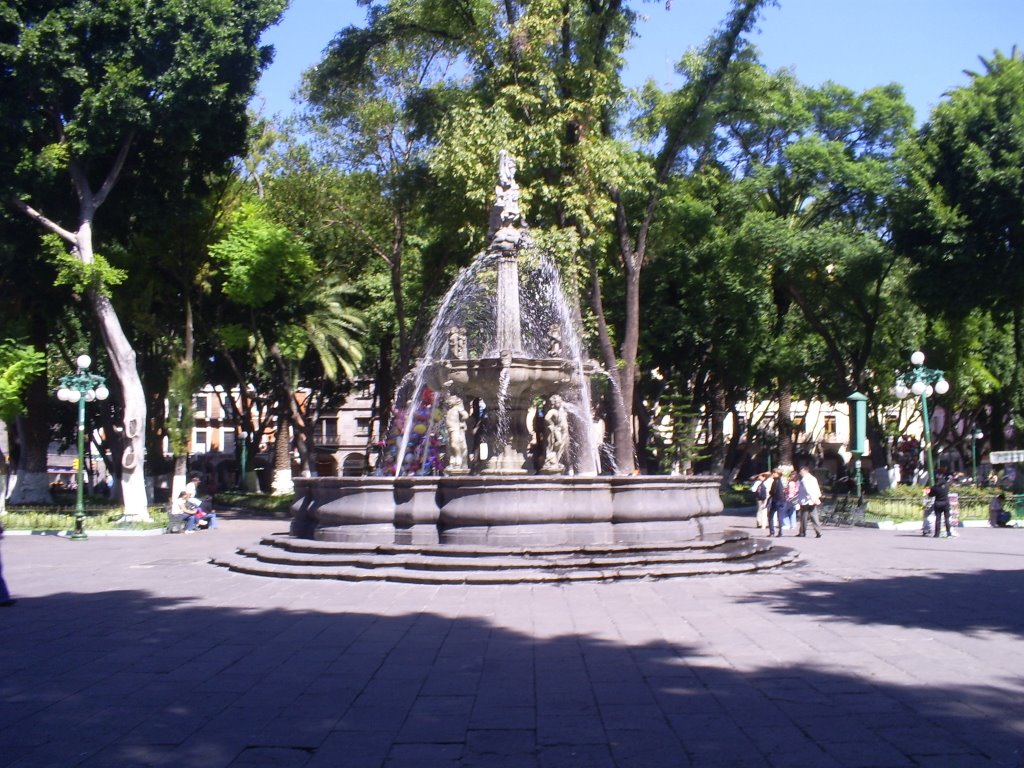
[445,395,470,472]
[543,395,569,472]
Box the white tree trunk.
[171,454,188,502]
[271,417,293,495]
[90,292,150,521]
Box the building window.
[193,395,208,414]
[358,383,372,400]
[355,417,371,437]
[195,430,207,448]
[824,415,837,435]
[792,414,805,432]
[320,418,338,443]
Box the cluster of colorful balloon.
[377,388,445,476]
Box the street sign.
[989,450,1024,464]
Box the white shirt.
[797,472,822,506]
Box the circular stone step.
[210,530,798,584]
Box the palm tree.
[268,274,365,492]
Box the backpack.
[756,482,767,501]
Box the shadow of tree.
[742,567,1024,639]
[0,589,1021,768]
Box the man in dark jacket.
[768,470,786,537]
[929,475,952,538]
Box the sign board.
[990,450,1024,464]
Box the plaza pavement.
[0,512,1022,768]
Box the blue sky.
[254,0,1022,125]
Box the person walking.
[796,466,823,538]
[768,470,786,537]
[751,473,770,529]
[929,475,952,538]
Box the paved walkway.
[1,514,1022,767]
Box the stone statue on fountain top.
[488,150,524,251]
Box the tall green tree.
[0,0,284,517]
[715,67,918,465]
[896,49,1024,434]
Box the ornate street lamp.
[894,351,949,486]
[56,354,109,540]
[971,429,984,484]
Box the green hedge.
[2,507,168,531]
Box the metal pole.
[971,436,978,484]
[920,392,935,486]
[72,395,87,540]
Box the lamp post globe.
[76,354,91,371]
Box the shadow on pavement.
[742,568,1024,639]
[1,588,1021,767]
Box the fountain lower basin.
[290,474,724,547]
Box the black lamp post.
[56,354,109,540]
[971,429,984,484]
[894,351,949,486]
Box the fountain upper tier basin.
[424,356,578,400]
[290,474,724,547]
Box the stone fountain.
[288,153,725,549]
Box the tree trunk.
[613,261,642,474]
[89,290,150,520]
[271,410,294,495]
[370,335,394,469]
[708,385,727,474]
[778,384,794,467]
[268,345,312,479]
[586,248,633,474]
[171,298,195,501]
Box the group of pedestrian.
[752,466,823,538]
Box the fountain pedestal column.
[481,393,533,474]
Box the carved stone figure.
[448,326,467,359]
[445,395,470,472]
[498,149,516,187]
[547,324,562,357]
[543,394,569,472]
